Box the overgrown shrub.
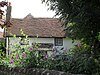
[37,44,100,75]
[0,40,6,55]
[1,41,100,75]
[0,40,6,65]
[66,44,100,75]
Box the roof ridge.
[33,17,59,19]
[24,13,34,19]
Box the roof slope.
[6,14,66,37]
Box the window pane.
[55,38,63,46]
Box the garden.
[0,0,100,75]
[0,36,100,75]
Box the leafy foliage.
[0,41,5,55]
[42,0,100,55]
[0,41,6,65]
[22,44,100,74]
[67,45,100,74]
[0,40,99,74]
[39,45,100,74]
[42,1,100,74]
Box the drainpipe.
[5,2,12,56]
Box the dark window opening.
[32,43,53,48]
[54,38,63,46]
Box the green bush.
[66,44,100,74]
[38,44,100,74]
[0,41,6,56]
[0,41,6,65]
[1,41,100,75]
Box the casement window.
[54,38,63,46]
[19,38,29,45]
[32,43,53,49]
[38,43,53,48]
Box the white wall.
[63,38,79,50]
[8,37,54,45]
[29,38,54,45]
[6,37,78,56]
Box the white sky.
[0,0,57,31]
[10,0,56,18]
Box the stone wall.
[0,65,85,75]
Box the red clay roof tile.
[6,14,66,37]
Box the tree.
[0,1,12,28]
[42,0,100,59]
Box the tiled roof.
[6,14,66,37]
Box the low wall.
[0,65,84,75]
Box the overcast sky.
[9,0,55,18]
[0,0,56,31]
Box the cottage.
[5,14,78,56]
